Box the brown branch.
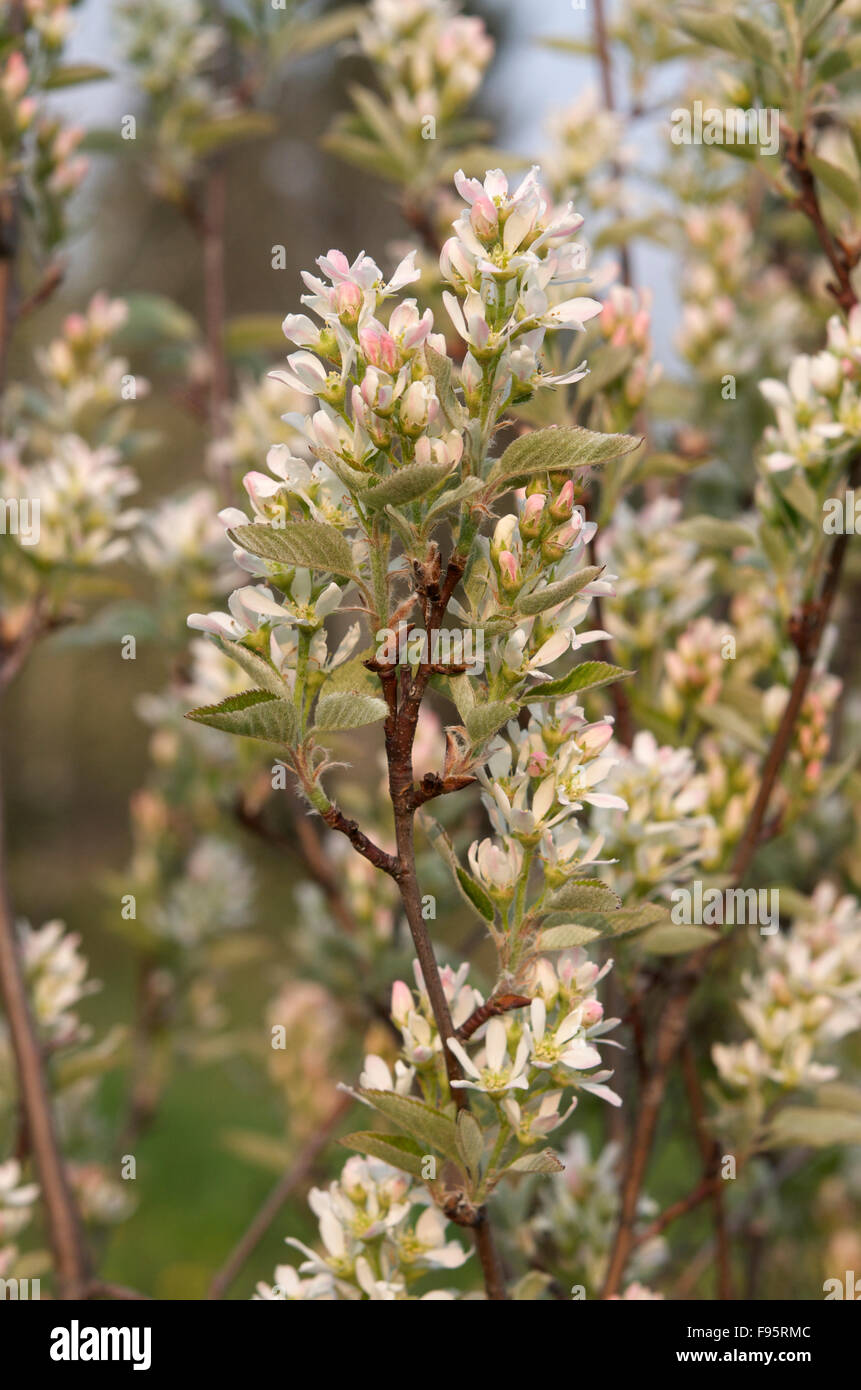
[783,128,859,313]
[680,1040,732,1299]
[86,1281,152,1301]
[603,453,859,1297]
[208,1092,352,1300]
[0,741,91,1297]
[591,0,632,288]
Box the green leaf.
[118,293,199,346]
[424,344,464,428]
[43,63,112,88]
[455,1111,484,1179]
[465,702,517,744]
[313,692,388,731]
[363,462,454,511]
[508,1149,565,1174]
[422,816,496,926]
[488,425,640,491]
[639,924,716,955]
[186,690,298,746]
[538,922,604,948]
[808,154,861,211]
[359,1090,460,1160]
[515,566,603,616]
[674,516,757,549]
[340,1131,426,1178]
[424,477,484,527]
[510,1271,553,1300]
[214,638,287,696]
[186,111,276,157]
[675,9,747,56]
[528,661,632,702]
[322,649,380,699]
[698,704,767,754]
[456,869,495,923]
[764,1107,861,1149]
[545,879,621,913]
[228,520,355,577]
[224,314,288,356]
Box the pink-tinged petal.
[546,297,604,327]
[530,997,546,1041]
[584,792,629,811]
[532,775,557,824]
[580,1081,623,1107]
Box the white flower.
[447,1018,529,1097]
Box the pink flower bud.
[550,479,575,521]
[333,280,363,323]
[520,492,547,539]
[359,323,399,373]
[581,1000,604,1027]
[498,550,520,592]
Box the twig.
[680,1039,732,1298]
[591,0,632,287]
[0,742,91,1297]
[602,456,860,1297]
[208,1092,352,1300]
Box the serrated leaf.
[638,924,716,955]
[323,649,380,698]
[465,701,517,744]
[508,1149,565,1174]
[214,638,287,696]
[340,1131,426,1178]
[528,661,632,702]
[545,879,622,913]
[448,674,476,720]
[515,566,603,616]
[488,426,640,490]
[455,1111,484,1179]
[363,462,454,511]
[186,690,298,746]
[539,922,603,948]
[228,521,355,577]
[764,1107,861,1149]
[424,477,485,527]
[312,692,388,731]
[359,1090,460,1159]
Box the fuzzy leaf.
[764,1107,861,1149]
[674,516,757,549]
[340,1131,426,1178]
[538,922,603,948]
[515,566,603,616]
[455,1111,484,1179]
[359,1090,460,1160]
[508,1149,565,1174]
[456,869,495,923]
[228,521,354,577]
[638,924,716,955]
[186,690,298,746]
[488,426,640,491]
[528,661,632,702]
[465,701,517,744]
[363,463,454,511]
[424,344,465,427]
[214,638,288,696]
[545,879,622,913]
[313,692,388,731]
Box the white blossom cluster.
[256,1154,469,1301]
[713,883,861,1094]
[357,0,494,127]
[759,306,861,473]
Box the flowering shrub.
[0,0,860,1312]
